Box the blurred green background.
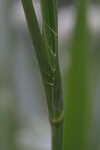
[0,0,100,150]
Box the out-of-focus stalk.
[63,0,90,150]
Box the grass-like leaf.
[21,0,50,76]
[63,0,90,150]
[21,1,63,150]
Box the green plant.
[21,1,63,150]
[21,0,90,150]
[63,0,90,150]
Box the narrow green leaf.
[63,0,90,150]
[21,0,50,76]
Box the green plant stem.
[40,1,63,150]
[21,1,63,150]
[51,123,63,150]
[40,0,58,54]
